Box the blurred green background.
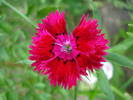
[0,0,133,100]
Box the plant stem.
[2,0,37,28]
[74,86,77,100]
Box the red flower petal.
[72,15,100,39]
[76,54,104,71]
[29,31,55,61]
[44,58,81,89]
[72,15,108,70]
[38,10,67,37]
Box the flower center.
[62,41,72,52]
[52,34,79,61]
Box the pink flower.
[29,10,109,89]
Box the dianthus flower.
[29,10,109,89]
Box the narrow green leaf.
[111,86,125,99]
[128,24,133,27]
[97,70,115,100]
[111,85,132,100]
[127,32,133,37]
[121,76,133,90]
[109,38,133,54]
[2,0,36,27]
[106,52,133,69]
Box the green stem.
[74,86,77,100]
[2,0,37,28]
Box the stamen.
[55,43,63,47]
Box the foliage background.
[0,0,133,100]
